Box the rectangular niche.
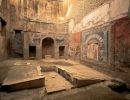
[59,46,65,57]
[29,46,36,57]
[14,30,22,38]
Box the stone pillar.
[55,45,59,59]
[36,45,42,60]
[65,45,68,59]
[23,31,29,59]
[23,46,29,59]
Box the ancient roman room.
[0,0,130,100]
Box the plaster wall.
[63,0,111,24]
[68,0,130,33]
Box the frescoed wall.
[23,32,68,59]
[82,25,109,63]
[115,17,130,69]
[29,33,47,45]
[68,32,81,62]
[55,34,68,59]
[66,0,130,88]
[55,35,68,44]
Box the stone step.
[44,86,66,95]
[55,67,104,87]
[29,57,36,60]
[2,76,45,91]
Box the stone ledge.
[45,55,51,59]
[2,76,45,91]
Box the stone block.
[45,86,66,94]
[74,78,102,88]
[36,66,43,76]
[40,66,55,72]
[2,76,45,91]
[58,68,65,78]
[55,67,104,88]
[45,55,51,59]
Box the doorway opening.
[29,46,36,57]
[42,37,54,59]
[59,46,65,56]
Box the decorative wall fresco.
[115,17,130,68]
[68,32,81,61]
[55,35,68,44]
[29,33,47,45]
[25,33,68,59]
[82,25,109,63]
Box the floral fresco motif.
[30,33,47,45]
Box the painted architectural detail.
[68,32,81,61]
[82,25,109,63]
[30,33,47,45]
[25,32,68,59]
[55,35,68,44]
[115,17,130,68]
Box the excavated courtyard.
[0,58,129,100]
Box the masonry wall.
[22,21,67,59]
[63,0,111,24]
[0,0,11,61]
[23,31,68,60]
[9,0,66,57]
[66,0,130,88]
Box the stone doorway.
[29,46,36,57]
[59,46,65,57]
[42,37,54,59]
